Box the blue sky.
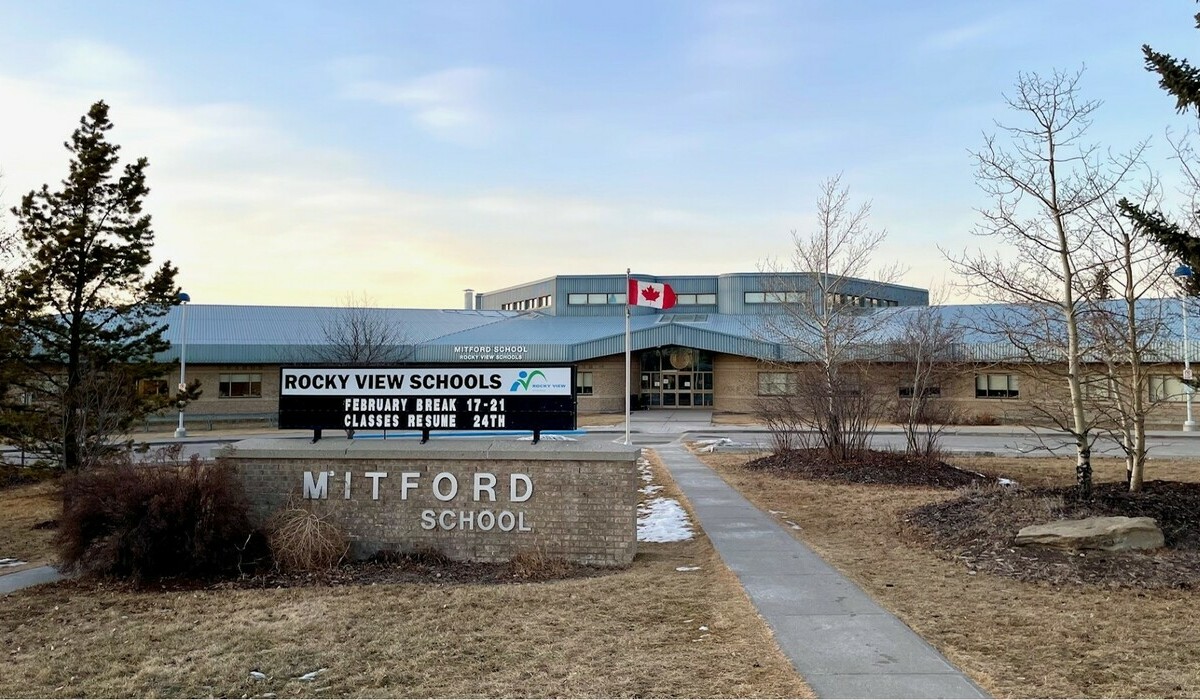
[1,1,1197,307]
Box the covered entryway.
[639,346,713,408]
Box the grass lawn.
[698,450,1200,699]
[0,481,59,573]
[0,457,811,699]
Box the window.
[675,293,716,305]
[220,373,262,398]
[975,374,1019,398]
[1150,375,1191,402]
[757,372,796,396]
[745,291,803,304]
[137,378,169,398]
[568,292,623,305]
[1082,375,1117,400]
[576,372,594,396]
[898,386,941,398]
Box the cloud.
[46,39,150,91]
[341,66,497,145]
[688,0,797,70]
[919,16,1008,53]
[2,41,766,309]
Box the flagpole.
[625,267,632,446]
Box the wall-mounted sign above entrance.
[452,345,529,361]
[279,366,575,441]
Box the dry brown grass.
[0,454,810,699]
[955,454,1200,488]
[699,450,1200,699]
[0,480,60,572]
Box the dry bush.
[508,550,574,580]
[56,449,265,583]
[265,504,349,573]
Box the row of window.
[568,292,626,305]
[825,293,900,308]
[744,291,805,304]
[140,374,265,399]
[743,291,900,307]
[757,372,1195,402]
[501,295,553,311]
[566,291,719,306]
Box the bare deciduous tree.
[314,293,411,437]
[889,297,963,458]
[1080,180,1176,491]
[947,69,1145,497]
[758,175,903,460]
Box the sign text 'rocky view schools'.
[277,367,575,432]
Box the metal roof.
[154,299,1200,365]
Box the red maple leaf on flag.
[641,286,660,302]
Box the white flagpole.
[625,267,632,445]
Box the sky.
[1,1,1198,309]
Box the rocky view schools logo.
[510,369,548,391]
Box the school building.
[151,272,1197,429]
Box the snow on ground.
[637,453,694,543]
[639,498,694,543]
[0,558,27,569]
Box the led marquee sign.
[278,366,576,441]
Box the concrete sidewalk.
[655,442,988,699]
[0,565,63,595]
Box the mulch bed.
[739,447,1200,588]
[62,551,612,593]
[907,480,1200,588]
[743,448,988,489]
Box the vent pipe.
[463,288,475,310]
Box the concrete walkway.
[655,442,988,699]
[0,565,63,595]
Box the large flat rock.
[1015,516,1164,551]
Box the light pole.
[1175,265,1196,432]
[175,292,191,438]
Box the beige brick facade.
[163,353,1196,429]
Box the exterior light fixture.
[1173,265,1196,432]
[175,292,191,438]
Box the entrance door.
[639,347,714,409]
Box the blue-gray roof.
[155,299,1200,365]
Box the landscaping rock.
[1014,516,1165,551]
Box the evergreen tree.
[1,101,179,471]
[1120,8,1200,293]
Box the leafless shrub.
[57,450,262,582]
[265,504,350,573]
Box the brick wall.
[221,438,639,566]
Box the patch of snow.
[691,437,734,453]
[637,457,654,483]
[786,521,801,530]
[638,497,694,542]
[516,434,576,441]
[699,625,709,631]
[998,477,1018,487]
[0,558,28,568]
[675,566,700,572]
[639,484,662,496]
[768,510,785,516]
[249,671,268,681]
[294,669,327,682]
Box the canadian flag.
[628,278,677,310]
